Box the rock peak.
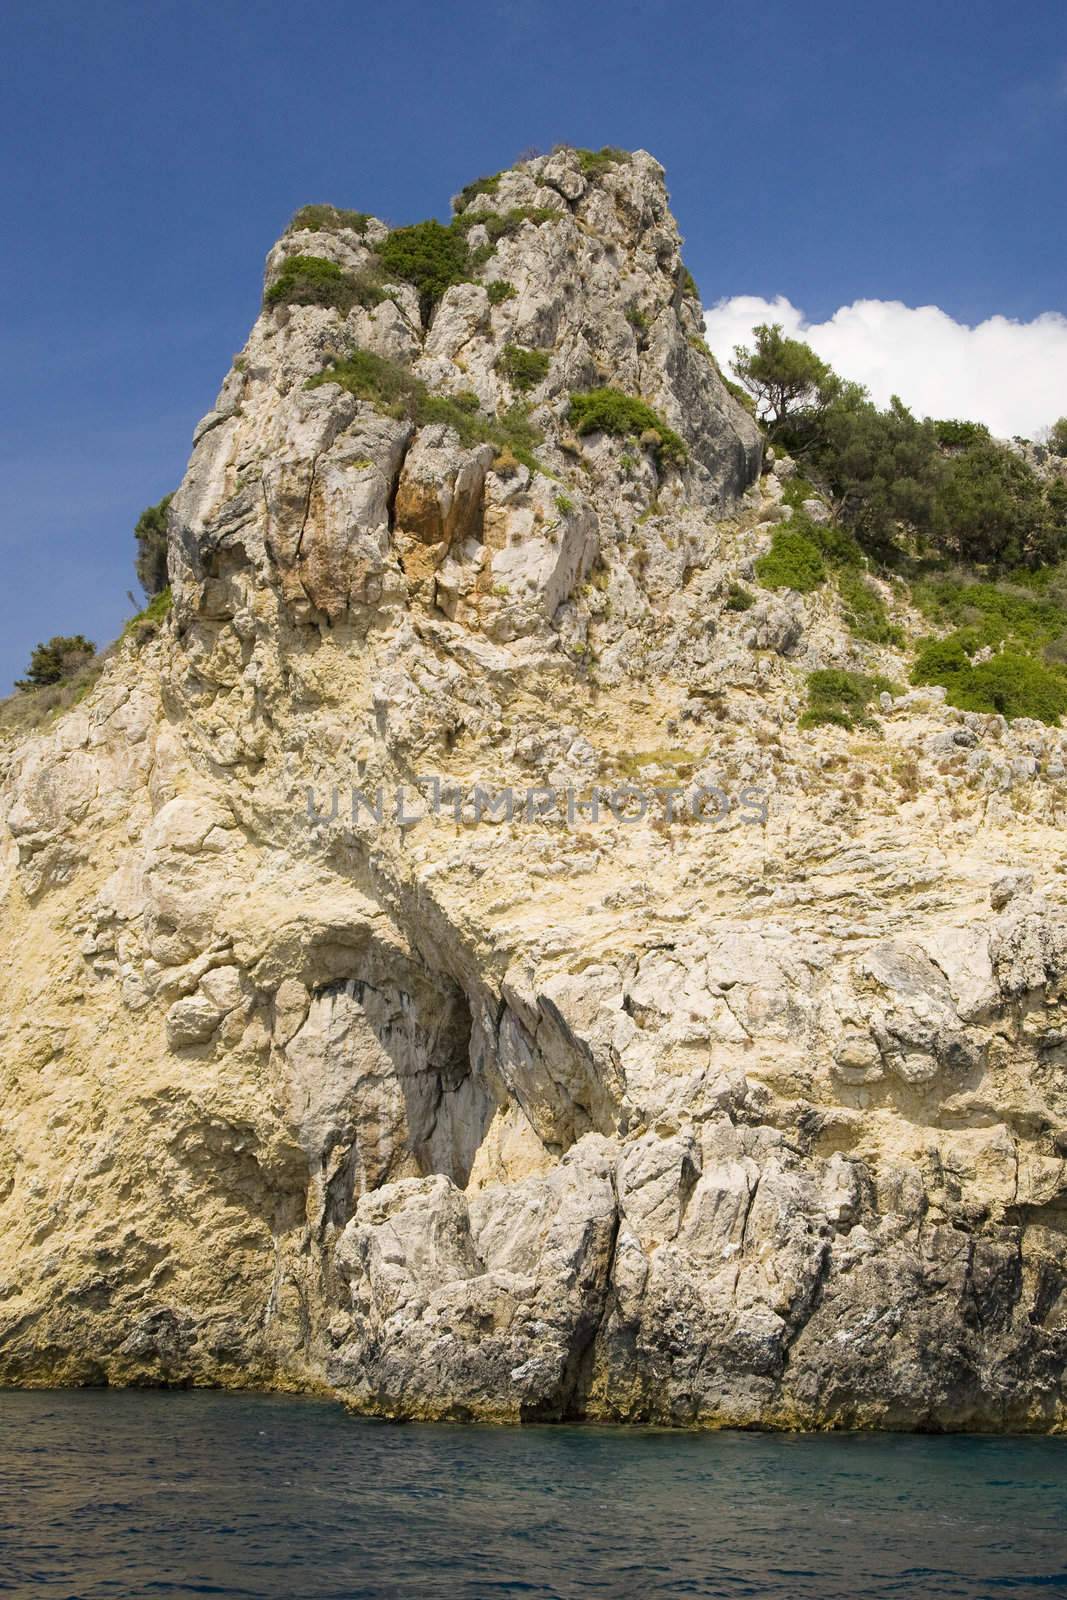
[171,146,760,638]
[4,147,1066,1436]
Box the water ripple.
[0,1392,1064,1599]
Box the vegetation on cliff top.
[286,204,371,236]
[375,207,560,317]
[733,321,1067,722]
[268,207,562,323]
[574,145,630,177]
[734,323,1067,572]
[376,221,473,319]
[453,172,501,213]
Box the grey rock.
[1,147,1066,1436]
[990,871,1034,910]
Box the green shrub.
[459,206,560,268]
[754,526,826,593]
[134,492,173,597]
[910,632,972,685]
[964,653,1067,722]
[487,279,517,305]
[725,582,755,611]
[16,634,96,690]
[287,204,370,236]
[626,306,649,334]
[124,587,172,644]
[307,347,422,411]
[496,344,550,391]
[799,667,895,730]
[934,418,991,449]
[754,507,863,598]
[837,568,904,645]
[912,574,1067,654]
[267,253,345,307]
[457,206,559,242]
[679,267,699,301]
[374,209,559,317]
[264,254,386,314]
[1049,418,1067,458]
[804,514,864,568]
[908,571,1067,721]
[937,438,1055,568]
[454,173,501,212]
[567,388,687,469]
[754,502,902,640]
[483,404,544,474]
[780,475,818,510]
[574,146,629,177]
[308,349,544,473]
[800,706,854,729]
[911,636,1067,723]
[376,220,472,319]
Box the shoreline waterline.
[1,1376,1066,1435]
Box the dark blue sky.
[2,0,1065,692]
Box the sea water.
[1,1389,1064,1598]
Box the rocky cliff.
[1,147,1066,1429]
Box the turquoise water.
[0,1392,1065,1598]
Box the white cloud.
[703,294,1067,440]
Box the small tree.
[937,437,1052,568]
[1048,417,1067,458]
[731,323,840,432]
[134,493,173,597]
[812,389,943,555]
[16,635,96,690]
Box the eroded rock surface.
[1,148,1066,1428]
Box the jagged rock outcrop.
[1,148,1066,1429]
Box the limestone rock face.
[1,149,1066,1429]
